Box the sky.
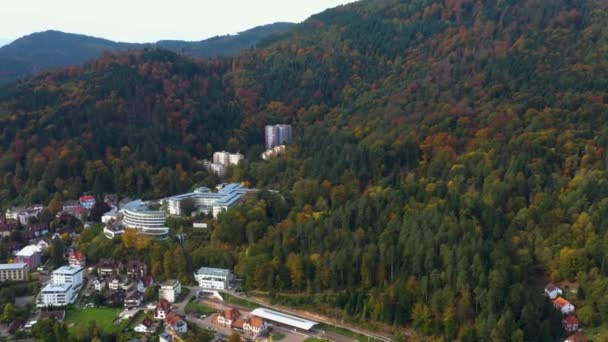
[0,0,358,44]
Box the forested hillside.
[0,23,295,85]
[2,0,608,340]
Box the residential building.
[213,151,244,166]
[0,263,29,282]
[125,291,144,308]
[92,277,107,292]
[37,283,75,307]
[194,267,233,290]
[243,316,268,337]
[97,258,122,276]
[0,220,16,237]
[545,283,563,300]
[15,245,42,268]
[154,299,172,320]
[203,161,227,177]
[164,183,256,218]
[62,200,82,214]
[137,276,154,293]
[68,250,86,268]
[126,260,148,278]
[262,144,286,160]
[39,310,66,322]
[35,239,49,252]
[134,317,155,333]
[121,200,168,239]
[108,275,132,291]
[103,223,125,239]
[102,209,120,224]
[159,280,181,303]
[554,297,575,314]
[24,223,49,240]
[217,308,241,328]
[79,195,96,209]
[5,205,43,225]
[563,315,580,333]
[159,332,173,342]
[51,265,84,290]
[165,312,188,333]
[265,124,292,150]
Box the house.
[126,260,148,278]
[92,277,107,292]
[80,195,96,209]
[243,316,268,337]
[97,258,122,276]
[108,275,132,291]
[62,200,81,213]
[134,317,155,333]
[154,299,171,320]
[0,220,17,237]
[15,245,42,268]
[124,291,144,308]
[159,332,173,342]
[563,315,580,333]
[165,312,188,334]
[137,276,154,293]
[102,290,125,306]
[35,239,49,252]
[554,297,575,314]
[68,250,86,268]
[24,223,49,240]
[217,308,241,328]
[545,283,563,300]
[565,332,588,342]
[159,279,181,303]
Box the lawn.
[65,307,122,334]
[304,338,329,342]
[271,332,286,341]
[185,302,217,315]
[223,293,258,309]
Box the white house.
[154,299,171,320]
[545,283,563,300]
[159,279,181,303]
[51,266,84,290]
[165,312,188,333]
[134,318,155,333]
[194,267,233,290]
[554,297,575,314]
[92,277,106,292]
[243,316,268,337]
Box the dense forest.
[2,0,608,340]
[0,23,294,85]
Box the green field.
[271,332,286,341]
[223,293,258,309]
[304,338,329,342]
[185,302,217,315]
[65,307,122,334]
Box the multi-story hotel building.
[164,183,256,218]
[37,283,75,307]
[51,266,84,290]
[213,151,244,166]
[0,263,29,282]
[121,200,168,239]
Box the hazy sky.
[0,0,358,44]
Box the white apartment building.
[213,151,244,166]
[194,267,233,290]
[37,283,75,307]
[5,205,43,225]
[159,279,181,303]
[51,265,84,290]
[164,183,256,218]
[121,200,168,239]
[0,263,29,282]
[265,124,292,150]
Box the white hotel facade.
[194,267,233,290]
[37,283,75,307]
[51,266,84,289]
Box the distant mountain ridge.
[0,22,295,85]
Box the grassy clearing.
[318,323,380,342]
[223,293,258,309]
[271,332,286,341]
[65,307,122,334]
[304,338,329,342]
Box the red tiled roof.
[249,316,265,328]
[554,297,570,308]
[564,315,579,325]
[80,195,95,202]
[70,251,85,261]
[165,312,184,327]
[566,332,588,342]
[221,308,240,320]
[158,298,171,311]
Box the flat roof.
[0,263,28,270]
[41,283,72,292]
[16,245,41,256]
[53,265,83,275]
[250,308,317,330]
[196,267,232,277]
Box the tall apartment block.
[265,124,292,150]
